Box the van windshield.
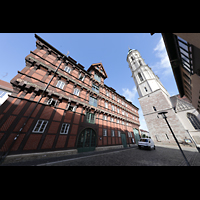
[140,139,148,142]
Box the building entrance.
[133,128,140,144]
[121,133,127,148]
[77,128,96,153]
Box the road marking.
[36,148,135,166]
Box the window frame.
[64,66,71,73]
[103,129,107,136]
[187,113,200,130]
[89,96,98,107]
[118,130,121,137]
[73,88,80,96]
[86,112,95,124]
[138,72,144,82]
[111,130,115,137]
[56,80,65,90]
[32,120,48,133]
[92,83,99,93]
[60,123,70,134]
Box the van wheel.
[154,145,156,150]
[138,145,141,149]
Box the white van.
[138,138,155,150]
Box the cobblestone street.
[37,145,200,166]
[2,144,200,166]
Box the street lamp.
[158,111,190,166]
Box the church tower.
[127,49,189,145]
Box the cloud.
[122,86,137,103]
[151,37,172,77]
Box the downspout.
[0,55,67,164]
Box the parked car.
[138,138,155,150]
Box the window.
[103,129,107,136]
[131,56,134,61]
[64,66,71,73]
[118,131,121,137]
[112,105,115,111]
[122,121,124,125]
[122,111,124,115]
[73,88,80,96]
[89,96,97,107]
[139,60,143,66]
[47,98,58,107]
[56,80,65,89]
[94,73,101,82]
[33,120,48,133]
[138,72,144,81]
[187,113,200,129]
[112,94,115,100]
[105,102,108,108]
[122,101,124,106]
[103,115,107,120]
[111,117,114,122]
[106,90,109,97]
[78,73,85,81]
[117,108,119,113]
[67,104,77,112]
[117,119,119,124]
[60,123,70,134]
[126,122,129,126]
[117,98,120,103]
[92,84,99,93]
[153,106,157,111]
[0,91,6,98]
[144,87,148,92]
[111,130,115,137]
[86,112,95,124]
[128,132,132,137]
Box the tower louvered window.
[138,72,143,81]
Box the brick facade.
[0,34,140,155]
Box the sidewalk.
[1,145,138,166]
[156,143,200,166]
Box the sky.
[0,33,179,131]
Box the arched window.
[138,72,143,81]
[187,113,200,129]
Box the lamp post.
[158,111,190,166]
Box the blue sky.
[0,33,179,131]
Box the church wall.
[139,89,190,145]
[176,108,200,146]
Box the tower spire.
[127,49,170,98]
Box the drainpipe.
[0,55,67,164]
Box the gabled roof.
[87,63,108,79]
[170,94,194,112]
